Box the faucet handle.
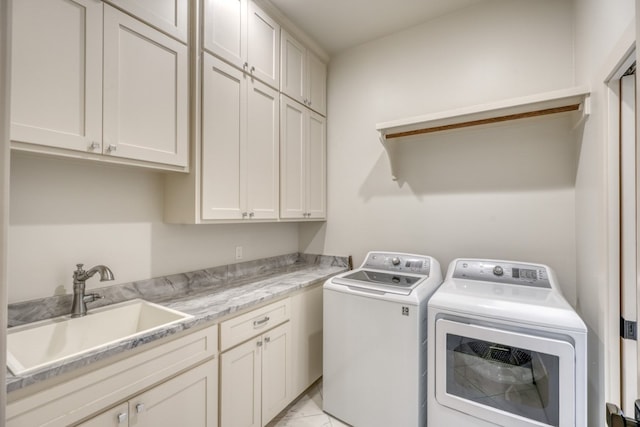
[75,264,84,271]
[83,293,103,303]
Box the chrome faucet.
[71,264,114,317]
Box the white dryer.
[323,251,443,427]
[427,259,587,427]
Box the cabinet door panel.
[307,52,327,116]
[280,31,305,105]
[203,0,245,69]
[103,5,188,167]
[202,55,245,220]
[106,0,188,42]
[247,2,280,89]
[10,0,102,152]
[262,322,292,425]
[280,97,306,219]
[131,360,218,427]
[291,286,323,396]
[221,340,262,427]
[246,80,279,219]
[306,112,326,219]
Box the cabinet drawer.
[220,298,291,351]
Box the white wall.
[301,0,579,300]
[8,152,299,303]
[573,0,635,425]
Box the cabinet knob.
[257,340,263,347]
[243,62,249,70]
[107,144,117,152]
[250,65,255,73]
[136,403,145,414]
[264,336,271,343]
[88,141,100,151]
[117,412,128,424]
[249,211,255,218]
[242,212,248,218]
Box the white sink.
[7,299,192,375]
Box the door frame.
[604,28,637,410]
[0,0,10,419]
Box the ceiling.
[268,0,485,56]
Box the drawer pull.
[253,316,270,328]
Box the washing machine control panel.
[362,252,431,275]
[452,260,551,288]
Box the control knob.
[493,265,504,276]
[391,257,401,266]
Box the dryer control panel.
[361,251,431,275]
[452,260,551,288]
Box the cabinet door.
[131,359,218,427]
[106,0,188,42]
[307,52,327,116]
[76,403,128,427]
[291,286,323,397]
[203,0,246,70]
[103,5,188,167]
[221,339,262,427]
[280,30,305,106]
[280,96,306,219]
[306,111,326,219]
[10,0,102,153]
[247,2,280,89]
[246,79,279,220]
[201,54,246,220]
[261,322,293,425]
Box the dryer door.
[435,319,575,427]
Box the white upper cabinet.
[280,30,326,116]
[203,0,280,88]
[201,55,279,221]
[10,0,103,153]
[103,5,188,167]
[307,51,327,116]
[10,0,189,170]
[201,56,244,220]
[106,0,189,42]
[280,96,326,220]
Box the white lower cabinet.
[219,299,293,427]
[6,326,218,427]
[290,284,323,397]
[78,359,217,427]
[220,321,292,427]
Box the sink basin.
[7,299,192,375]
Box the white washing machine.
[323,251,443,427]
[428,259,587,427]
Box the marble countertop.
[7,253,349,393]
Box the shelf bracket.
[379,134,399,181]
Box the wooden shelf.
[376,87,590,180]
[376,87,590,140]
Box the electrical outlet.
[235,246,243,260]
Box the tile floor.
[266,380,350,427]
